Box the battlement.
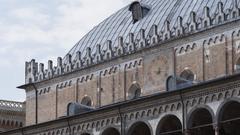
[0,100,25,112]
[25,0,240,84]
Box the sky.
[0,0,133,102]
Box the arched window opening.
[166,76,177,91]
[218,101,240,135]
[177,69,194,89]
[127,122,151,135]
[81,96,92,107]
[235,58,240,72]
[128,83,141,99]
[179,69,194,82]
[156,115,182,135]
[188,108,214,135]
[102,127,120,135]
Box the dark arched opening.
[188,108,214,135]
[218,101,240,135]
[179,69,194,81]
[166,76,177,91]
[176,69,194,89]
[128,83,141,99]
[102,127,120,135]
[128,122,151,135]
[81,96,92,106]
[157,115,182,135]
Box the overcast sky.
[0,0,133,102]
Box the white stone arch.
[187,104,216,128]
[215,97,240,124]
[151,112,182,135]
[100,126,120,135]
[187,104,216,135]
[155,113,183,135]
[127,120,153,135]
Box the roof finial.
[176,16,184,36]
[138,29,147,48]
[216,2,225,24]
[65,54,73,72]
[56,57,63,75]
[86,47,93,65]
[95,44,103,63]
[231,0,240,18]
[105,40,114,59]
[74,51,82,69]
[46,60,53,78]
[202,6,212,28]
[117,37,125,55]
[128,33,136,53]
[150,25,160,44]
[163,20,171,40]
[189,11,198,32]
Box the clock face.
[146,55,169,88]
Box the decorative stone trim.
[57,80,72,90]
[25,1,240,84]
[38,87,51,95]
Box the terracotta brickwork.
[19,0,240,128]
[24,32,240,126]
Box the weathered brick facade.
[3,0,240,135]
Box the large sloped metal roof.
[66,0,237,60]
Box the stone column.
[214,125,220,135]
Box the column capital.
[213,124,220,135]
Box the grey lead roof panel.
[65,0,236,61]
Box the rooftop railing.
[0,100,25,112]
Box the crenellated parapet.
[25,1,240,84]
[25,59,38,84]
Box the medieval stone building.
[2,0,240,134]
[0,100,25,132]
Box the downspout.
[118,106,123,135]
[173,47,176,77]
[76,79,79,102]
[31,83,38,125]
[231,33,235,74]
[179,90,186,135]
[21,128,24,135]
[67,118,72,135]
[202,42,206,81]
[225,36,228,75]
[124,66,127,101]
[173,43,186,134]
